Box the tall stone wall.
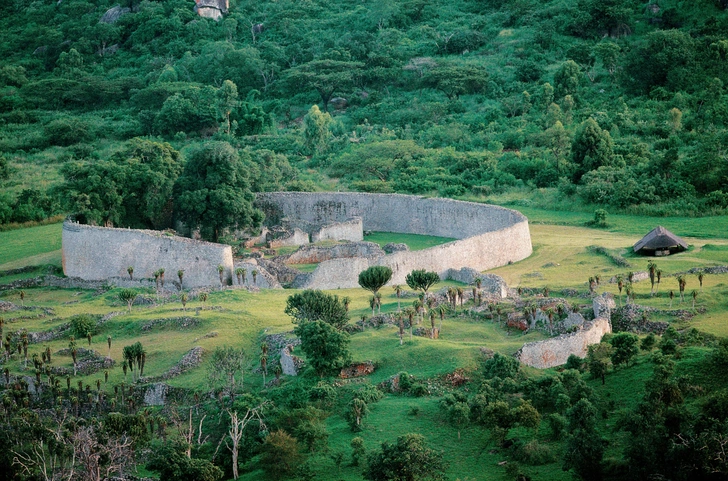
[515,318,612,369]
[62,221,234,289]
[257,193,532,290]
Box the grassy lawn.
[363,231,457,251]
[0,222,63,268]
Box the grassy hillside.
[1,213,727,480]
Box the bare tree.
[227,403,269,479]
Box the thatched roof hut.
[633,226,687,256]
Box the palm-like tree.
[698,271,705,291]
[656,269,662,293]
[543,286,550,297]
[118,289,138,313]
[235,267,244,285]
[628,271,635,284]
[159,268,165,288]
[217,265,225,286]
[404,306,415,341]
[178,269,184,290]
[19,290,25,306]
[252,269,258,285]
[342,296,351,312]
[588,277,596,295]
[677,275,687,303]
[456,287,464,307]
[199,292,208,307]
[669,290,675,308]
[625,285,633,305]
[181,293,188,312]
[127,266,134,280]
[393,285,403,311]
[397,314,405,345]
[594,274,600,286]
[617,276,624,305]
[691,290,698,309]
[544,307,555,334]
[648,261,657,296]
[430,311,436,339]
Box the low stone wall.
[515,317,612,369]
[257,193,532,290]
[312,217,363,243]
[62,221,234,289]
[268,228,309,248]
[282,242,384,265]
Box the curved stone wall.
[256,193,532,289]
[62,221,234,289]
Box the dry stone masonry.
[256,192,533,290]
[62,221,234,289]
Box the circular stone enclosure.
[256,192,532,290]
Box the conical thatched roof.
[633,226,687,254]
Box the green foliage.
[294,320,351,378]
[117,289,138,312]
[609,332,639,367]
[60,138,182,229]
[70,314,96,339]
[586,342,613,385]
[44,117,91,146]
[364,433,447,481]
[405,270,440,294]
[303,105,332,155]
[147,442,223,481]
[358,266,393,296]
[284,290,349,329]
[483,352,520,380]
[260,429,302,479]
[173,141,262,241]
[563,399,604,481]
[572,118,614,182]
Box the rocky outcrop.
[339,361,376,379]
[280,344,304,376]
[100,5,130,24]
[194,0,228,20]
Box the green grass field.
[1,211,727,481]
[363,232,457,251]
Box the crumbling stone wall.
[281,242,384,265]
[515,317,612,369]
[267,228,309,248]
[311,217,363,243]
[62,221,234,289]
[257,193,532,290]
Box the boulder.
[383,243,409,254]
[100,6,130,24]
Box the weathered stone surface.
[268,228,309,248]
[280,344,303,376]
[194,0,228,20]
[144,383,168,406]
[231,261,281,289]
[516,318,612,369]
[62,221,234,289]
[143,347,205,382]
[311,217,363,243]
[593,293,616,320]
[282,242,384,265]
[446,269,508,298]
[99,5,130,24]
[256,192,532,289]
[383,242,409,253]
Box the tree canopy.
[284,290,350,330]
[358,266,393,295]
[174,141,263,241]
[364,433,447,481]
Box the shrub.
[513,439,556,465]
[70,314,96,338]
[44,117,91,146]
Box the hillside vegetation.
[2,0,728,231]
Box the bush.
[354,384,384,403]
[513,439,556,465]
[409,382,429,397]
[565,354,585,372]
[70,314,97,338]
[44,117,91,146]
[641,333,657,351]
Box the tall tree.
[358,266,393,311]
[174,141,263,242]
[294,320,351,378]
[405,270,440,300]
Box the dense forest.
[2,0,728,234]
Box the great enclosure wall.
[61,192,611,368]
